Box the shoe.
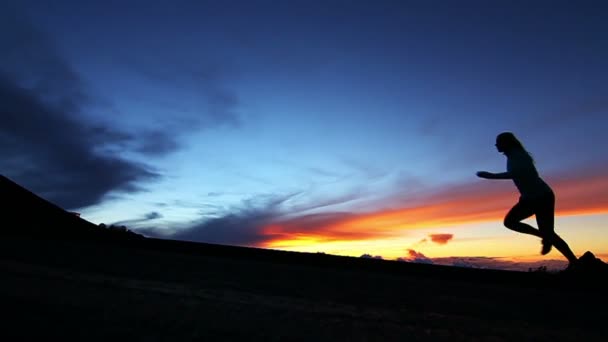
[541,238,552,255]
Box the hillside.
[0,174,143,241]
[1,174,606,341]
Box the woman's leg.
[503,200,541,237]
[536,195,578,263]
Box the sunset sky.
[2,0,607,271]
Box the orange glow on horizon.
[260,169,608,251]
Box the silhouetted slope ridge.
[563,251,608,277]
[0,174,142,240]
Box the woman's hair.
[496,132,534,161]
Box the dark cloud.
[120,56,241,131]
[168,209,273,246]
[0,75,160,210]
[450,259,475,268]
[429,233,454,245]
[145,212,162,220]
[0,4,87,108]
[145,193,300,246]
[150,192,371,247]
[87,126,180,157]
[140,187,376,246]
[0,7,160,210]
[134,130,180,156]
[112,211,163,227]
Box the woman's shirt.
[507,150,553,199]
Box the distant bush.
[528,265,548,273]
[360,254,383,260]
[98,223,144,239]
[109,225,128,233]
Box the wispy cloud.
[111,211,163,227]
[119,54,241,133]
[545,166,608,215]
[143,192,300,246]
[401,249,434,264]
[146,165,608,250]
[264,167,608,247]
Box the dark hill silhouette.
[2,173,606,284]
[2,174,608,340]
[0,174,143,241]
[563,251,608,278]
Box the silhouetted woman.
[476,132,578,265]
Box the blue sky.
[2,1,607,269]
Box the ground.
[1,237,605,341]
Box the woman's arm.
[476,171,512,179]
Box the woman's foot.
[541,238,552,255]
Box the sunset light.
[4,1,607,271]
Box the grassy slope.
[1,236,605,342]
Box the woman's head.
[495,132,527,154]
